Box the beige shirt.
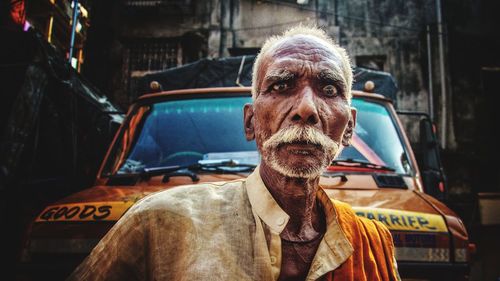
[68,168,395,281]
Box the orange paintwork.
[60,173,246,204]
[34,169,468,250]
[58,173,438,216]
[112,106,150,174]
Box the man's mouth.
[279,141,322,155]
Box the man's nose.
[291,86,319,125]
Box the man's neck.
[259,162,325,241]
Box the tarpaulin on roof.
[137,55,399,105]
[137,55,256,94]
[353,67,398,106]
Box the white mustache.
[263,126,338,154]
[261,126,340,178]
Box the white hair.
[251,25,353,101]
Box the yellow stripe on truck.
[35,201,135,222]
[352,206,448,233]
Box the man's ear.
[342,107,357,146]
[243,104,255,141]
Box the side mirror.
[418,117,447,200]
[397,111,447,201]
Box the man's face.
[244,35,356,178]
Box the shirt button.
[277,217,285,226]
[270,256,277,264]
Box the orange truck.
[19,86,472,280]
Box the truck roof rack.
[137,55,399,106]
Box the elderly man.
[68,26,400,281]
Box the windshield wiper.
[106,159,256,186]
[195,159,257,173]
[330,159,395,172]
[143,159,255,173]
[145,159,256,182]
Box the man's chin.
[264,155,327,179]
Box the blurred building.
[82,1,437,111]
[82,0,474,155]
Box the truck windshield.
[103,95,412,176]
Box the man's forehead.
[267,35,342,62]
[264,57,341,74]
[260,35,345,79]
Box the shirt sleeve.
[66,205,147,281]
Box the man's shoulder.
[128,179,248,216]
[330,202,400,280]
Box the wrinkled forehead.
[258,35,347,85]
[268,35,342,62]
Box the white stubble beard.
[261,126,340,179]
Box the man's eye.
[323,85,338,97]
[272,82,288,92]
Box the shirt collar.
[245,166,354,279]
[246,166,290,233]
[307,188,354,280]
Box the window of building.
[124,0,192,8]
[254,0,311,6]
[125,37,181,99]
[122,0,194,16]
[128,37,180,73]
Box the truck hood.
[325,188,447,233]
[26,173,469,264]
[33,173,449,233]
[34,173,248,223]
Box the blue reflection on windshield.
[337,99,411,174]
[125,96,256,169]
[119,96,410,175]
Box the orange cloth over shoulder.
[327,200,400,281]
